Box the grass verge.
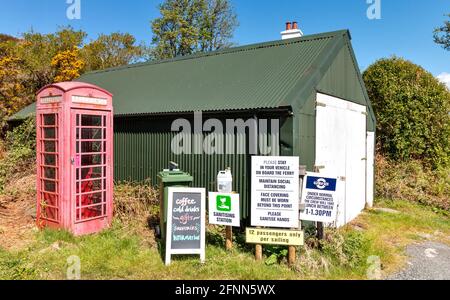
[0,198,448,280]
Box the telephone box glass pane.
[42,193,57,207]
[79,180,102,194]
[81,192,103,205]
[43,180,56,192]
[43,167,56,179]
[43,207,58,221]
[44,141,56,153]
[81,205,102,219]
[43,114,56,126]
[90,180,102,191]
[81,128,102,140]
[81,154,102,166]
[44,128,56,139]
[81,141,102,153]
[80,167,103,180]
[82,115,102,127]
[44,154,57,166]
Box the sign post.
[299,173,339,224]
[166,188,206,266]
[251,156,300,228]
[208,192,240,251]
[226,226,233,251]
[250,156,301,263]
[246,228,304,246]
[208,193,240,227]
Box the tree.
[83,33,146,71]
[0,56,26,117]
[0,27,149,124]
[363,57,450,169]
[0,34,18,43]
[198,0,238,52]
[151,0,238,60]
[51,47,85,82]
[12,27,87,93]
[0,34,19,58]
[434,14,450,50]
[0,27,87,123]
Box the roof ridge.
[80,29,348,77]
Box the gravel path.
[389,241,450,280]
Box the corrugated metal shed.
[10,29,376,220]
[78,32,335,115]
[12,30,373,122]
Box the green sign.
[208,193,240,227]
[216,195,232,212]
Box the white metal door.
[315,93,367,226]
[366,132,375,208]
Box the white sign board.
[299,172,338,223]
[40,96,62,104]
[251,156,299,228]
[208,193,240,227]
[166,187,206,266]
[72,95,108,106]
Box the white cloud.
[437,72,450,90]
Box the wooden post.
[317,222,324,240]
[225,226,233,251]
[291,165,306,267]
[288,245,296,267]
[255,244,263,261]
[312,166,325,242]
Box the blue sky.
[1,0,449,84]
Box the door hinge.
[339,176,346,181]
[362,111,368,116]
[361,158,367,161]
[316,102,327,107]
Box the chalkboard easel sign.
[165,187,206,266]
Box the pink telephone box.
[36,82,114,236]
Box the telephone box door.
[71,109,113,235]
[37,110,61,227]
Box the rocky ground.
[389,240,450,280]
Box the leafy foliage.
[0,56,27,127]
[151,0,238,59]
[0,117,36,193]
[363,57,450,169]
[375,154,449,211]
[51,47,85,82]
[434,14,450,50]
[264,245,288,266]
[0,27,148,126]
[83,33,147,72]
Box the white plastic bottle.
[217,169,233,193]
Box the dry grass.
[0,173,36,250]
[0,140,6,161]
[375,154,450,211]
[113,180,160,248]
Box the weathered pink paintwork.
[36,82,113,236]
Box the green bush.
[0,117,36,192]
[363,57,450,169]
[319,230,371,269]
[375,154,449,211]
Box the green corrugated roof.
[11,30,354,119]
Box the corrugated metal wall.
[316,42,376,132]
[114,113,286,219]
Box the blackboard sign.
[165,187,206,266]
